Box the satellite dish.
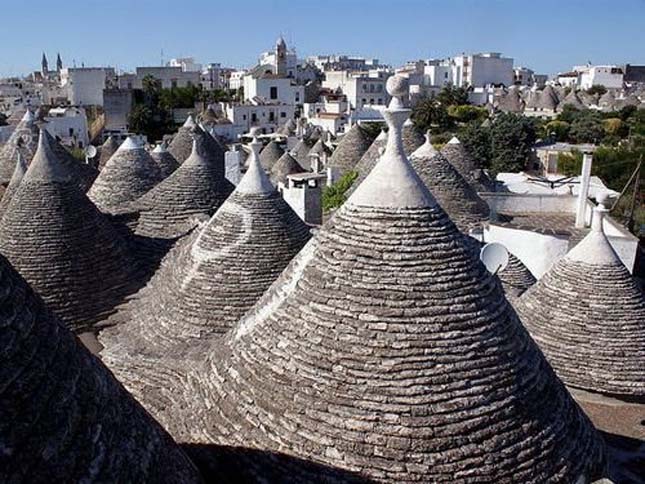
[480,242,510,275]
[85,145,97,158]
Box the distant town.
[1,38,644,146]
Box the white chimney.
[575,152,593,228]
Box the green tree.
[544,120,571,142]
[322,171,358,212]
[586,84,607,96]
[360,122,385,139]
[447,105,488,124]
[436,85,469,106]
[127,105,155,135]
[411,97,454,134]
[603,118,628,138]
[489,113,536,174]
[569,114,605,143]
[458,121,492,168]
[557,104,583,124]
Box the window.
[362,98,366,103]
[363,84,368,92]
[251,113,257,122]
[378,98,382,104]
[242,114,247,120]
[295,93,300,102]
[270,86,278,99]
[280,112,286,118]
[444,72,448,79]
[171,80,177,88]
[370,84,375,92]
[269,111,275,122]
[377,84,382,92]
[370,98,374,104]
[69,128,74,136]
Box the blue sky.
[1,0,644,77]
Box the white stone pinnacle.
[566,195,620,266]
[236,135,275,194]
[410,131,438,160]
[346,75,436,209]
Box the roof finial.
[237,127,274,194]
[346,75,436,209]
[591,192,610,233]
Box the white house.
[243,74,304,105]
[307,55,381,72]
[117,66,200,90]
[229,70,247,90]
[60,67,116,106]
[168,57,202,73]
[557,71,580,88]
[44,106,89,147]
[451,52,514,87]
[221,101,296,133]
[577,65,624,90]
[322,69,391,110]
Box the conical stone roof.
[0,110,38,186]
[259,140,284,170]
[98,135,121,170]
[560,90,585,110]
[290,137,314,168]
[497,251,537,299]
[496,86,525,113]
[353,128,387,176]
[0,251,202,483]
[349,126,426,197]
[598,90,617,110]
[307,138,332,170]
[88,136,163,213]
[42,129,98,192]
[516,198,645,398]
[0,152,27,219]
[99,134,311,388]
[0,130,141,332]
[402,119,425,153]
[141,76,603,483]
[168,115,198,163]
[270,151,306,185]
[538,85,559,110]
[440,136,494,192]
[408,132,490,233]
[134,127,234,239]
[151,142,180,179]
[327,123,374,175]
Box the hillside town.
[0,28,644,484]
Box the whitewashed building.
[451,52,514,87]
[322,69,391,110]
[44,106,89,147]
[168,57,202,72]
[577,65,624,90]
[117,66,200,90]
[60,67,116,106]
[220,101,296,133]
